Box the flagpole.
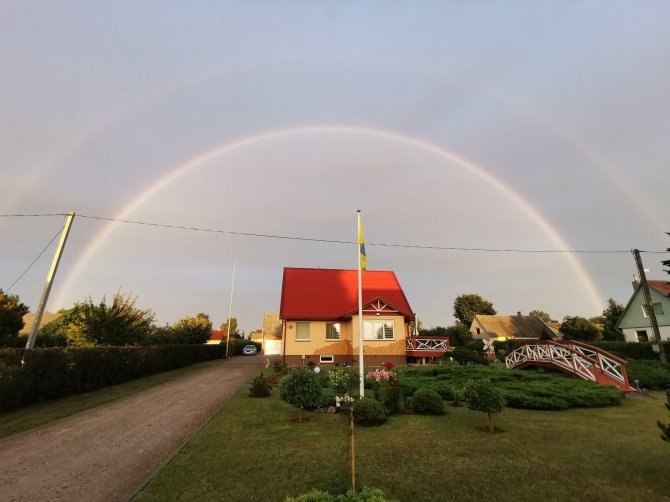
[357,210,365,398]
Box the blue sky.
[1,2,669,332]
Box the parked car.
[242,345,258,355]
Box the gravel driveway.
[0,355,263,501]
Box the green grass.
[135,381,670,501]
[0,358,226,439]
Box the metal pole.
[632,249,666,364]
[224,262,236,359]
[357,211,365,398]
[26,212,75,349]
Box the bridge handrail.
[561,339,629,365]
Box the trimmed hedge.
[626,360,670,389]
[0,344,225,411]
[590,342,670,361]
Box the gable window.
[476,328,481,335]
[296,322,310,341]
[636,330,649,342]
[363,320,394,340]
[326,323,341,340]
[642,303,665,317]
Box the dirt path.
[0,355,263,502]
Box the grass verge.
[134,378,670,501]
[0,358,226,439]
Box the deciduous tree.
[453,294,496,326]
[0,290,29,338]
[601,298,625,341]
[559,316,602,342]
[529,310,556,324]
[462,378,506,433]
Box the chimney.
[517,311,522,317]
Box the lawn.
[0,358,226,439]
[134,376,670,501]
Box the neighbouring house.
[20,311,62,335]
[207,328,228,345]
[470,312,558,342]
[262,312,282,356]
[616,280,670,342]
[249,330,263,343]
[280,267,443,366]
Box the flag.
[358,214,366,272]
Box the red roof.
[209,329,228,341]
[280,268,414,320]
[649,280,670,297]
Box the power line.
[1,212,668,255]
[5,224,65,292]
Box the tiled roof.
[473,315,556,339]
[280,268,413,320]
[209,329,228,341]
[648,280,670,297]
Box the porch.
[406,336,451,358]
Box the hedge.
[0,344,225,411]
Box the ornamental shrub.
[319,387,338,408]
[452,347,489,365]
[278,367,322,410]
[462,378,506,432]
[248,372,271,398]
[412,388,445,414]
[352,397,386,425]
[328,367,359,394]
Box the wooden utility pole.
[224,262,236,359]
[26,212,75,349]
[632,249,667,364]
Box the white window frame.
[319,355,334,364]
[642,303,665,318]
[295,322,311,341]
[326,322,341,341]
[363,319,395,341]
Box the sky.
[1,1,669,333]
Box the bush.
[271,359,287,373]
[412,388,445,414]
[278,367,323,410]
[328,367,359,394]
[590,342,670,361]
[352,397,386,425]
[285,486,389,502]
[0,345,226,411]
[249,372,272,397]
[452,347,489,365]
[626,360,670,389]
[319,387,338,408]
[462,378,506,432]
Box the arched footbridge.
[505,340,636,392]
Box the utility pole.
[632,249,667,364]
[224,262,236,359]
[26,212,75,349]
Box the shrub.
[278,367,323,411]
[271,359,287,373]
[590,342,670,361]
[462,378,506,432]
[626,360,670,389]
[249,372,271,398]
[328,367,359,394]
[0,345,225,411]
[319,387,338,408]
[412,388,445,414]
[452,347,489,365]
[352,397,386,425]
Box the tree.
[45,293,155,346]
[0,290,29,338]
[529,310,556,324]
[601,298,625,341]
[220,317,238,337]
[559,316,602,342]
[170,313,213,344]
[278,367,322,423]
[453,294,496,326]
[658,389,670,442]
[462,378,506,433]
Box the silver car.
[242,345,258,355]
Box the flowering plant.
[335,394,354,409]
[365,368,397,385]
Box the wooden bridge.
[504,340,636,392]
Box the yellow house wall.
[283,315,408,357]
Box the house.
[249,330,263,343]
[207,328,228,345]
[279,267,423,366]
[616,280,670,342]
[470,312,558,341]
[262,312,283,356]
